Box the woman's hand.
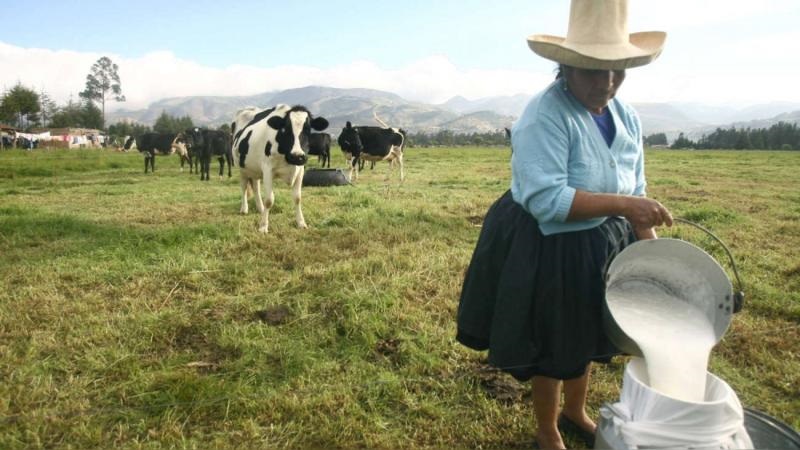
[622,196,673,229]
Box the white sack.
[599,358,752,449]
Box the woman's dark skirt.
[456,190,636,381]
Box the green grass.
[0,147,798,449]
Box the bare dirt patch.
[254,305,293,326]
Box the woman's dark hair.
[555,64,569,80]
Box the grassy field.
[0,146,798,449]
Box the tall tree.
[79,56,125,129]
[81,101,103,130]
[1,83,41,129]
[39,90,59,127]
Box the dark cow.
[183,128,232,180]
[198,128,233,181]
[135,132,184,173]
[231,104,328,233]
[178,128,201,174]
[0,135,13,149]
[337,122,407,182]
[308,132,332,168]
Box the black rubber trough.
[302,168,351,187]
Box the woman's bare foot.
[535,426,566,449]
[560,410,596,434]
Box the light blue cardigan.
[510,78,647,236]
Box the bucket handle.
[604,218,745,313]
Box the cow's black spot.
[234,108,272,142]
[265,141,272,157]
[238,130,252,168]
[234,107,277,142]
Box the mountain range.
[107,86,800,140]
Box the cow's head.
[267,106,328,166]
[337,121,363,158]
[183,127,205,152]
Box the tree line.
[645,121,800,151]
[406,129,510,147]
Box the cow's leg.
[398,153,405,182]
[384,158,393,182]
[259,172,274,233]
[347,157,354,181]
[239,176,250,214]
[218,156,224,179]
[252,179,265,213]
[292,168,307,229]
[349,156,359,181]
[144,155,149,173]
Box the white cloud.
[2,39,798,112]
[0,42,549,111]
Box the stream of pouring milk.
[607,280,717,403]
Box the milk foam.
[607,280,717,403]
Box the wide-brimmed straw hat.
[527,0,666,70]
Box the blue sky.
[2,0,799,110]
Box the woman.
[456,1,672,448]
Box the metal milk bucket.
[603,219,745,357]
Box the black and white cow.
[337,122,407,182]
[135,132,185,173]
[231,104,328,233]
[122,135,137,151]
[308,132,331,168]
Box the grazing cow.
[231,104,328,233]
[337,122,407,182]
[135,132,184,173]
[308,132,331,168]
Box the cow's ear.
[267,116,286,130]
[311,117,329,131]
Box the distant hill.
[631,103,707,136]
[107,86,505,135]
[439,93,531,117]
[683,109,800,141]
[106,85,800,138]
